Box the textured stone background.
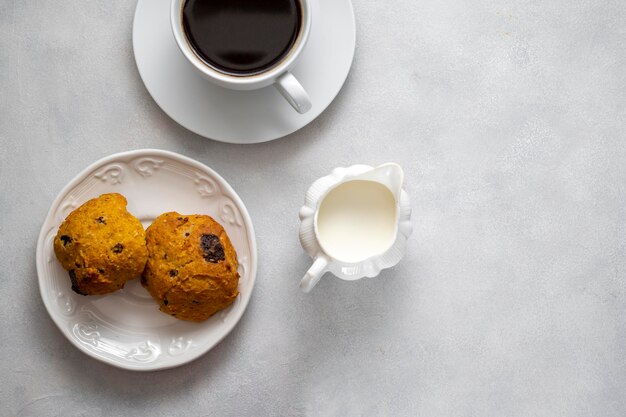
[1,0,625,416]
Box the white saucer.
[36,149,257,371]
[132,0,356,144]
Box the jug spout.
[356,163,404,201]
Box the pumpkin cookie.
[53,193,148,295]
[142,212,239,322]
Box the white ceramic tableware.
[299,164,413,292]
[36,149,257,370]
[170,0,312,114]
[132,0,356,143]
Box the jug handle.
[300,255,329,293]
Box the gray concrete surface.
[1,0,625,416]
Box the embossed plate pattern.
[36,149,257,370]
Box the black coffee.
[182,0,302,76]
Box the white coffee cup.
[170,0,312,114]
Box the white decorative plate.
[36,149,257,371]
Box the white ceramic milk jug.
[299,163,413,292]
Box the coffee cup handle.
[275,72,312,114]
